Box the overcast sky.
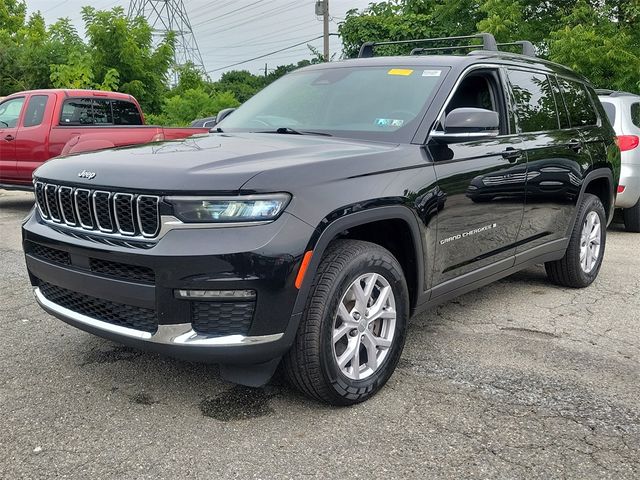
[26,0,372,80]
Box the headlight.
[166,193,291,223]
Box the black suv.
[23,34,620,405]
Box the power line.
[207,33,338,73]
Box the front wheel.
[545,193,606,288]
[283,240,409,405]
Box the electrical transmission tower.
[128,0,206,78]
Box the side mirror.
[216,108,236,124]
[431,107,499,143]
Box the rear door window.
[23,95,49,127]
[0,97,25,128]
[506,69,560,133]
[631,103,640,128]
[61,99,94,125]
[558,79,598,127]
[112,101,142,125]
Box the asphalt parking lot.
[1,190,639,479]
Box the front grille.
[89,258,155,284]
[34,181,160,239]
[39,281,158,333]
[26,242,71,265]
[191,302,255,337]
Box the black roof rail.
[496,40,536,57]
[358,33,498,58]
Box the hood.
[34,133,402,194]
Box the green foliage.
[147,89,240,126]
[339,0,640,93]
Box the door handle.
[568,139,583,153]
[4,134,15,141]
[501,147,522,163]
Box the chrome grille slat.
[45,184,62,222]
[113,193,136,236]
[58,186,77,226]
[34,182,160,241]
[93,191,114,232]
[34,182,49,219]
[137,195,160,238]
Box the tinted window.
[61,99,93,125]
[558,79,598,127]
[112,101,142,125]
[23,95,49,127]
[93,99,113,125]
[0,97,25,128]
[549,77,571,129]
[507,69,559,133]
[631,103,640,128]
[600,101,616,126]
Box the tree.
[147,89,240,126]
[338,0,640,93]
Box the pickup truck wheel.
[623,199,640,232]
[545,193,606,288]
[284,239,409,406]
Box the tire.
[545,193,606,288]
[623,199,640,233]
[283,239,409,406]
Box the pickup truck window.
[113,101,143,125]
[60,98,142,126]
[0,97,25,128]
[93,99,114,125]
[507,69,560,133]
[23,95,49,128]
[61,99,93,125]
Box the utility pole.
[316,0,330,61]
[323,0,330,62]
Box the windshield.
[218,65,448,143]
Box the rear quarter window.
[632,103,640,128]
[558,79,598,127]
[600,101,616,126]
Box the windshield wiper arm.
[0,120,8,128]
[256,127,332,137]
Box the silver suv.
[598,90,640,231]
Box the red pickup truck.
[0,89,209,189]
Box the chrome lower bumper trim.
[34,287,284,347]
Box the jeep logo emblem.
[78,170,96,180]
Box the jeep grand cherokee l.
[23,34,620,405]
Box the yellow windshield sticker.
[388,68,414,76]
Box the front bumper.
[616,163,640,209]
[23,210,314,365]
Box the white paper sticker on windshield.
[422,70,442,77]
[375,118,405,127]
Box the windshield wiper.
[256,127,332,137]
[0,120,8,128]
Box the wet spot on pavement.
[131,392,159,405]
[200,386,274,421]
[81,345,142,366]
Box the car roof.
[4,89,136,102]
[297,51,586,83]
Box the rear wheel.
[284,239,409,406]
[623,199,640,232]
[545,193,606,288]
